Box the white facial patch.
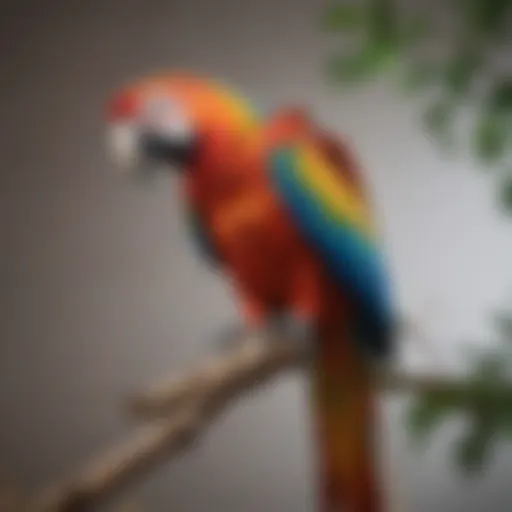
[142,94,193,144]
[106,93,194,177]
[106,122,141,172]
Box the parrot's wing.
[268,139,393,357]
[315,133,370,198]
[186,207,223,267]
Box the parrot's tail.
[311,322,383,512]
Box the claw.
[214,313,317,354]
[213,323,270,352]
[273,313,316,354]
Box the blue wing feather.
[269,145,394,358]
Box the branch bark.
[35,410,201,512]
[127,335,304,418]
[34,337,301,512]
[33,335,501,512]
[127,337,467,420]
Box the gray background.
[2,0,512,510]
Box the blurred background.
[1,0,512,510]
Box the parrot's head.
[104,72,259,179]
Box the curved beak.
[106,122,142,173]
[139,131,197,169]
[105,122,197,177]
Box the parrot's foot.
[271,313,316,355]
[213,323,271,352]
[214,314,315,354]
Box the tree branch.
[127,335,304,418]
[35,410,200,512]
[33,335,508,512]
[34,337,301,512]
[127,337,468,420]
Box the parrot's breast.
[194,174,307,308]
[216,190,302,302]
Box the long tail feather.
[311,324,383,512]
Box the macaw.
[104,72,395,512]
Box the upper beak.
[105,121,198,177]
[106,122,141,172]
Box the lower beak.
[106,123,197,177]
[140,132,196,169]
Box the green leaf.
[327,41,396,84]
[454,415,495,474]
[473,353,507,381]
[365,39,397,70]
[407,392,458,444]
[474,113,506,164]
[368,0,399,43]
[464,0,511,37]
[399,17,430,46]
[489,80,512,114]
[322,4,364,31]
[500,392,512,437]
[498,174,512,213]
[466,353,507,401]
[443,48,482,96]
[327,53,373,84]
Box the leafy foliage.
[407,388,462,445]
[455,414,496,474]
[474,112,507,165]
[322,0,512,477]
[323,0,512,210]
[406,314,512,474]
[499,174,512,211]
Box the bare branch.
[34,335,512,512]
[127,335,304,417]
[34,337,302,512]
[128,335,470,421]
[35,408,202,512]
